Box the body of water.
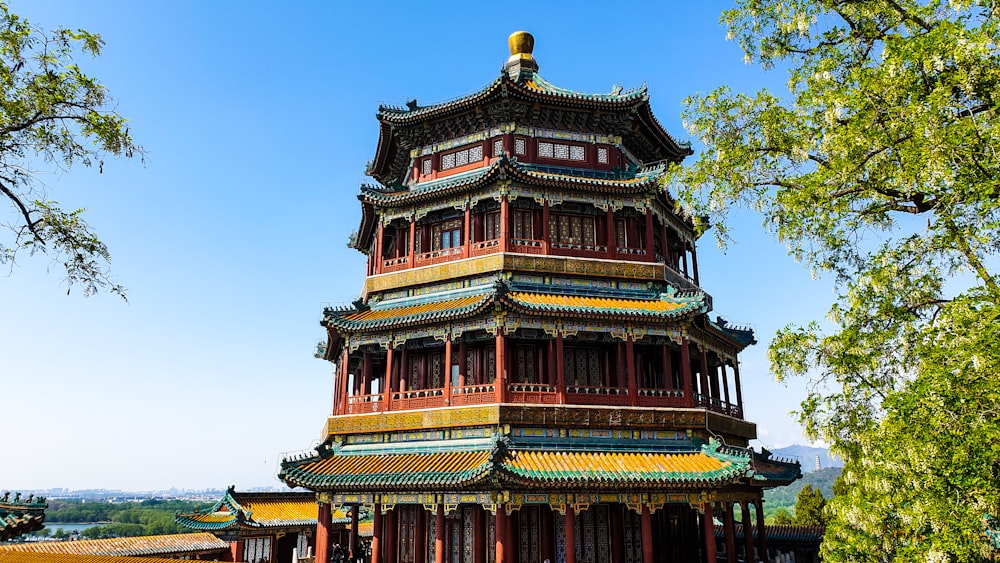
[42,522,106,534]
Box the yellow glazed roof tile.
[343,294,486,322]
[0,554,190,563]
[506,451,739,484]
[0,532,228,557]
[509,292,686,314]
[243,497,317,523]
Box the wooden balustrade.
[346,393,386,414]
[507,383,558,404]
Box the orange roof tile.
[243,497,318,524]
[505,451,741,484]
[0,533,228,557]
[282,450,493,490]
[508,292,691,316]
[343,294,486,322]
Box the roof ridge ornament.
[504,31,538,83]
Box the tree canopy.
[0,2,141,298]
[793,484,827,527]
[671,1,999,560]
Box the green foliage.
[794,484,827,527]
[671,1,1000,560]
[764,466,840,510]
[0,1,142,298]
[44,499,212,538]
[770,508,794,526]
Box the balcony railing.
[470,239,499,257]
[414,246,463,267]
[510,239,545,254]
[340,386,737,417]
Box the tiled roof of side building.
[175,488,347,531]
[0,532,228,557]
[715,523,825,544]
[0,494,47,542]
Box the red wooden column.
[741,502,755,563]
[644,209,655,262]
[399,349,409,394]
[659,220,668,263]
[495,507,507,563]
[610,505,625,563]
[733,361,745,417]
[385,509,398,563]
[337,348,350,415]
[415,508,427,563]
[703,504,717,563]
[459,341,468,388]
[499,196,510,252]
[606,208,616,259]
[699,347,711,402]
[680,339,694,407]
[362,352,373,397]
[495,330,507,403]
[662,345,673,389]
[444,335,453,405]
[349,505,360,561]
[464,204,472,258]
[723,502,737,563]
[555,333,566,404]
[384,345,394,411]
[409,217,417,267]
[541,199,550,253]
[755,501,769,561]
[371,504,383,563]
[691,242,700,285]
[435,505,446,563]
[564,506,576,563]
[375,221,384,275]
[626,335,638,406]
[721,364,732,415]
[641,505,654,563]
[316,500,332,563]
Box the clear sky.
[1,1,834,491]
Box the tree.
[770,508,794,526]
[670,1,999,560]
[793,484,826,527]
[0,2,141,298]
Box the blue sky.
[1,1,833,491]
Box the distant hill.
[771,444,843,471]
[764,466,841,511]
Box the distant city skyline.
[2,1,833,491]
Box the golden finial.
[508,31,534,57]
[505,31,538,81]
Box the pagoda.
[280,32,800,563]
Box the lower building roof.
[0,532,228,558]
[175,487,334,531]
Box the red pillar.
[723,502,737,563]
[733,361,745,418]
[340,348,351,415]
[495,331,507,403]
[703,504,717,563]
[464,204,472,258]
[384,345,394,411]
[385,508,397,563]
[755,501,768,562]
[316,501,332,563]
[610,505,625,563]
[662,345,673,389]
[415,507,427,563]
[350,505,360,561]
[741,502,756,563]
[564,507,576,563]
[541,199,550,254]
[362,352,373,397]
[680,339,693,407]
[644,209,655,262]
[372,504,383,563]
[721,364,732,414]
[641,505,654,563]
[399,348,409,393]
[606,208,616,259]
[555,333,566,404]
[375,221,384,275]
[435,505,445,563]
[626,336,638,406]
[499,196,510,253]
[409,217,417,267]
[444,335,453,404]
[699,347,710,402]
[495,507,507,563]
